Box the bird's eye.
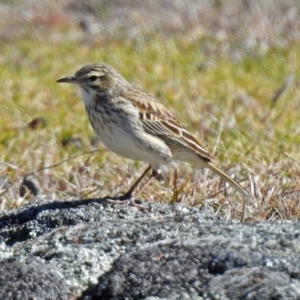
[89,75,98,82]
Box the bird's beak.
[56,76,78,84]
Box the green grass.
[1,1,300,221]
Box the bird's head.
[57,63,128,95]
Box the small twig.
[270,75,294,109]
[81,187,102,199]
[212,117,224,156]
[284,152,300,164]
[241,199,246,223]
[171,168,178,204]
[263,75,294,122]
[23,149,105,177]
[249,174,262,202]
[0,182,15,198]
[0,150,105,199]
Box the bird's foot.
[104,194,145,210]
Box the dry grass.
[1,0,300,221]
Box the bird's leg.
[105,166,161,209]
[105,165,161,209]
[131,169,161,198]
[119,165,152,200]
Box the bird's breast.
[84,101,172,169]
[85,102,144,159]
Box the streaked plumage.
[57,63,249,200]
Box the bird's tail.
[206,161,250,200]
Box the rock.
[0,260,70,300]
[0,200,299,299]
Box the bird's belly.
[88,113,145,161]
[86,103,172,167]
[97,126,145,161]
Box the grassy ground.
[1,0,300,221]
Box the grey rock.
[0,260,70,300]
[0,199,299,299]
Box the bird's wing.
[123,86,213,161]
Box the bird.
[57,63,250,202]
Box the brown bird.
[57,63,250,202]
